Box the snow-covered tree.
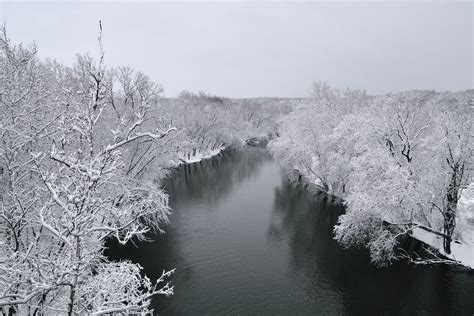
[333,91,473,266]
[270,81,472,267]
[430,98,472,254]
[269,81,368,196]
[0,25,175,314]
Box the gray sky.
[1,1,472,97]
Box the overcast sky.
[1,1,472,98]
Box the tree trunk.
[443,169,459,254]
[443,208,455,254]
[68,237,81,316]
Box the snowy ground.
[175,145,226,165]
[411,227,474,269]
[411,183,474,269]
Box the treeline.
[158,92,295,162]
[269,81,473,266]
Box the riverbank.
[176,145,227,165]
[411,227,474,269]
[412,183,474,269]
[174,134,273,166]
[268,148,473,270]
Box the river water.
[106,147,474,315]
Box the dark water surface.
[106,147,474,315]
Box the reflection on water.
[106,147,474,315]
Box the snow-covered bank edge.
[168,136,267,169]
[281,168,345,204]
[410,227,474,270]
[410,183,474,270]
[274,163,473,270]
[170,145,228,167]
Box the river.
[106,147,474,315]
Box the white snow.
[176,146,226,165]
[411,183,474,269]
[411,227,474,269]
